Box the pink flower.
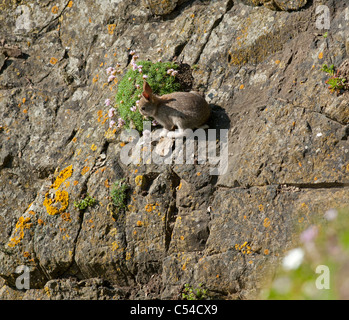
[109,120,116,128]
[171,70,178,76]
[152,120,158,126]
[130,50,135,55]
[167,68,174,74]
[108,75,116,82]
[130,106,137,112]
[300,226,318,243]
[135,84,140,89]
[135,100,140,106]
[108,107,116,118]
[117,117,125,128]
[105,99,111,106]
[142,75,148,79]
[106,67,115,75]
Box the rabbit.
[138,81,211,138]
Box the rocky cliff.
[0,0,349,300]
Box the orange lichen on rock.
[8,216,33,247]
[52,165,73,190]
[43,190,69,216]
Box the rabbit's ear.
[143,81,153,100]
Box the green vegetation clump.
[182,283,208,300]
[74,194,96,211]
[321,64,347,94]
[115,59,180,132]
[111,179,129,210]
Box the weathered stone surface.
[239,0,307,11]
[0,0,348,300]
[144,0,190,15]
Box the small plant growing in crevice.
[74,194,96,211]
[181,283,208,300]
[321,64,347,94]
[111,178,129,210]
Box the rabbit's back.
[161,92,210,128]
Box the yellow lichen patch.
[91,144,97,151]
[126,252,132,260]
[111,241,119,251]
[38,218,45,226]
[145,204,153,212]
[51,5,59,14]
[318,52,324,60]
[239,84,245,90]
[8,216,33,247]
[263,217,271,228]
[107,24,116,35]
[258,204,264,212]
[67,1,73,8]
[61,212,72,222]
[50,57,58,65]
[235,241,253,255]
[135,175,145,187]
[43,190,69,216]
[81,166,90,175]
[136,220,143,227]
[264,249,270,255]
[51,165,73,190]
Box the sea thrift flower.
[135,84,140,89]
[130,50,135,55]
[130,106,137,112]
[135,100,140,106]
[142,75,148,79]
[117,118,125,128]
[108,75,116,82]
[282,248,304,271]
[171,70,178,76]
[300,226,318,244]
[152,120,158,126]
[105,98,111,106]
[324,209,338,221]
[109,120,116,128]
[106,67,115,74]
[167,68,174,75]
[108,107,116,118]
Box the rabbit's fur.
[138,81,210,138]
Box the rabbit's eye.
[141,106,146,111]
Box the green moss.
[74,194,96,211]
[181,283,208,300]
[115,60,181,132]
[111,179,129,210]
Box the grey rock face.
[0,0,348,300]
